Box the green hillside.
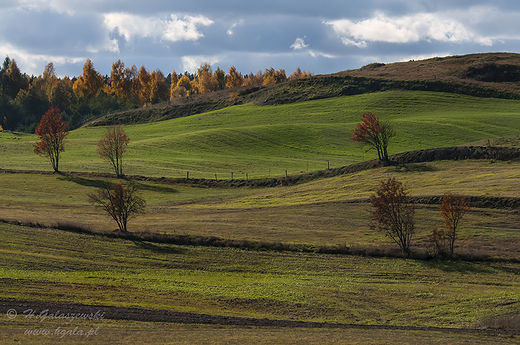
[2,90,520,179]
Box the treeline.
[0,56,311,132]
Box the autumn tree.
[175,75,192,97]
[370,178,415,256]
[243,70,264,86]
[439,193,470,255]
[149,70,169,103]
[2,58,29,99]
[351,113,395,162]
[138,65,151,106]
[226,66,243,88]
[73,59,104,99]
[33,107,69,173]
[88,181,145,233]
[97,126,130,178]
[169,70,179,99]
[213,67,226,90]
[108,59,126,97]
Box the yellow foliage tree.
[73,59,104,99]
[226,66,243,88]
[138,65,151,106]
[149,70,169,104]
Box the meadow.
[2,90,520,179]
[1,89,520,343]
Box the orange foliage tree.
[33,107,69,173]
[88,181,145,233]
[351,113,395,162]
[73,59,104,99]
[96,126,130,178]
[439,193,470,255]
[370,178,415,256]
[226,66,243,88]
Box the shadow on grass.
[421,259,520,274]
[130,181,178,194]
[132,240,187,255]
[58,175,178,194]
[389,163,438,173]
[57,175,108,188]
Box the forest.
[0,56,311,132]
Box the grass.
[2,322,517,344]
[0,222,519,332]
[3,90,520,178]
[1,160,520,258]
[2,88,520,342]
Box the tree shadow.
[390,163,438,173]
[132,240,187,255]
[57,176,178,194]
[57,175,108,188]
[420,259,520,275]
[129,181,178,194]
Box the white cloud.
[0,41,84,75]
[181,55,221,72]
[104,13,213,43]
[226,19,244,35]
[325,12,483,47]
[290,37,308,50]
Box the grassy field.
[2,88,520,343]
[2,90,520,179]
[0,159,519,259]
[0,222,519,344]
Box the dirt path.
[1,300,515,335]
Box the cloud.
[325,11,487,47]
[104,13,213,43]
[181,55,221,72]
[0,41,84,75]
[290,37,308,50]
[226,19,244,35]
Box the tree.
[138,65,151,105]
[213,67,226,90]
[351,113,395,162]
[169,70,179,99]
[370,178,415,256]
[73,59,104,99]
[88,181,145,233]
[439,193,470,255]
[97,126,130,178]
[226,66,243,88]
[149,70,169,104]
[33,107,69,173]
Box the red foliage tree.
[97,126,130,178]
[351,113,394,161]
[33,107,69,173]
[439,193,470,255]
[370,178,415,256]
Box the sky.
[2,0,520,77]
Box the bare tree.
[88,181,145,233]
[97,126,130,178]
[370,178,415,256]
[439,192,470,255]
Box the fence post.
[285,170,288,177]
[187,171,189,179]
[327,161,330,170]
[215,173,218,181]
[231,172,233,180]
